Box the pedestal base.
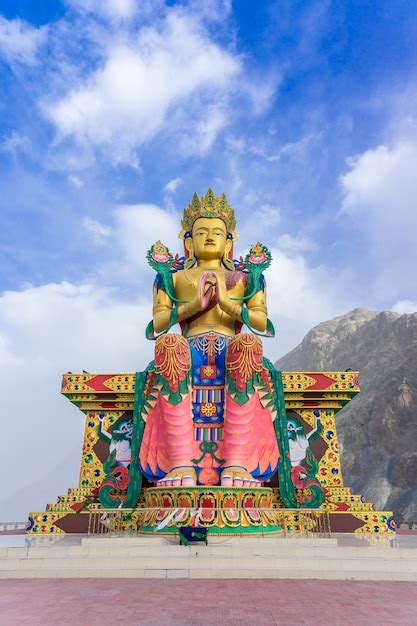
[140,486,281,534]
[27,484,395,536]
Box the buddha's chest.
[173,269,247,300]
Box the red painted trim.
[83,375,114,392]
[305,373,337,390]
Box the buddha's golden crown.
[179,188,237,240]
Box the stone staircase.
[1,536,416,580]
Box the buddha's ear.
[184,237,196,269]
[222,237,235,271]
[225,238,232,256]
[184,237,193,254]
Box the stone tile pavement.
[0,579,416,626]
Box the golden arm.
[152,286,204,333]
[245,289,268,332]
[152,287,173,334]
[215,272,268,332]
[217,287,267,332]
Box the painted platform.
[27,371,394,535]
[1,535,416,580]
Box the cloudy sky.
[1,0,416,519]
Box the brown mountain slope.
[276,308,417,524]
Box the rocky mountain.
[276,308,417,524]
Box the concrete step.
[1,536,416,580]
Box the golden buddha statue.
[139,189,281,489]
[153,216,268,339]
[95,189,325,513]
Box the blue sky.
[1,0,417,518]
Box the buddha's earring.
[222,251,235,271]
[185,250,197,269]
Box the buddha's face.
[189,217,230,261]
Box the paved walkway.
[0,579,416,625]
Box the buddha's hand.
[214,272,242,320]
[199,271,217,309]
[181,271,216,320]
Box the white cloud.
[0,281,154,519]
[265,248,353,357]
[276,233,317,254]
[179,104,227,156]
[67,0,138,20]
[45,11,241,165]
[340,140,417,300]
[238,203,281,248]
[0,16,47,65]
[244,70,281,116]
[163,177,183,211]
[0,131,30,156]
[113,203,180,278]
[226,135,246,151]
[251,132,319,162]
[392,300,417,314]
[341,142,417,217]
[225,131,319,162]
[164,177,183,193]
[83,216,112,245]
[68,174,84,188]
[187,0,233,23]
[77,203,182,286]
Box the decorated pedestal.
[27,371,395,535]
[141,486,281,534]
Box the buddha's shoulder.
[172,268,199,285]
[225,269,248,286]
[226,268,247,277]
